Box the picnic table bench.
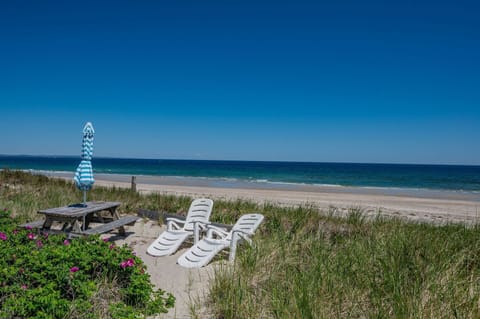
[22,201,139,237]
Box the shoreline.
[31,170,480,199]
[37,170,480,225]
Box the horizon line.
[0,153,478,167]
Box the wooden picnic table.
[35,201,138,237]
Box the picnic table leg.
[109,207,126,235]
[72,219,82,233]
[83,214,94,231]
[42,218,54,230]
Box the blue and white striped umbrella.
[74,122,95,204]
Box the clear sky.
[1,0,479,165]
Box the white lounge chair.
[146,198,214,257]
[177,213,264,268]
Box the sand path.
[114,219,217,319]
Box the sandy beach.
[44,171,480,225]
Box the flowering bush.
[0,209,174,318]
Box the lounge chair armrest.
[231,229,253,245]
[206,225,230,239]
[166,217,186,231]
[166,217,186,224]
[193,220,210,230]
[192,221,210,243]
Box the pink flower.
[0,232,7,241]
[12,229,18,235]
[36,240,43,248]
[120,258,135,269]
[21,284,28,290]
[25,226,32,230]
[43,233,49,239]
[27,233,35,240]
[102,237,110,242]
[70,266,79,273]
[63,239,70,245]
[109,244,115,250]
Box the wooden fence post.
[131,176,137,192]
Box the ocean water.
[1,155,480,192]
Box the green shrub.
[0,209,174,319]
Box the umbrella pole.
[83,190,87,206]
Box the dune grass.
[2,170,480,318]
[210,208,480,318]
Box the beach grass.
[2,170,480,318]
[210,209,480,318]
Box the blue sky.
[1,0,479,164]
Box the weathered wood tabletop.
[38,201,121,218]
[36,201,136,236]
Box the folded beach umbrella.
[74,122,95,206]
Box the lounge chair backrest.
[227,213,264,240]
[184,198,214,231]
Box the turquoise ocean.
[1,155,479,193]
